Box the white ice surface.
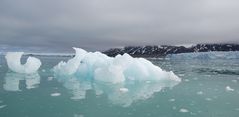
[226,86,234,91]
[53,48,181,106]
[5,52,41,74]
[54,48,181,84]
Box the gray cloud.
[0,0,239,51]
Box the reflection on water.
[57,76,180,107]
[3,72,40,91]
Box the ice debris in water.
[119,88,129,93]
[0,105,7,109]
[54,48,181,106]
[179,108,189,113]
[5,52,41,74]
[51,93,61,97]
[226,86,234,91]
[54,48,181,84]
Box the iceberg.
[5,52,41,74]
[54,48,181,106]
[54,48,181,84]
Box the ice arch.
[5,52,41,74]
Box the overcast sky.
[0,0,239,51]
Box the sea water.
[1,54,239,117]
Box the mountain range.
[103,44,239,57]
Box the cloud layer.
[1,0,239,51]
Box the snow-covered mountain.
[103,44,239,57]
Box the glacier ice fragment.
[5,52,41,74]
[179,108,189,113]
[54,48,181,83]
[226,86,234,91]
[51,93,61,97]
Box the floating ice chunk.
[54,48,181,106]
[179,108,189,113]
[54,48,181,84]
[226,86,234,91]
[119,88,129,93]
[5,52,41,74]
[51,93,61,97]
[0,105,7,109]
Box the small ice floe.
[119,88,129,93]
[179,108,189,113]
[48,77,54,81]
[0,105,7,109]
[42,69,46,72]
[53,48,181,84]
[226,86,234,92]
[51,92,61,97]
[5,52,41,74]
[196,91,203,95]
[168,99,175,102]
